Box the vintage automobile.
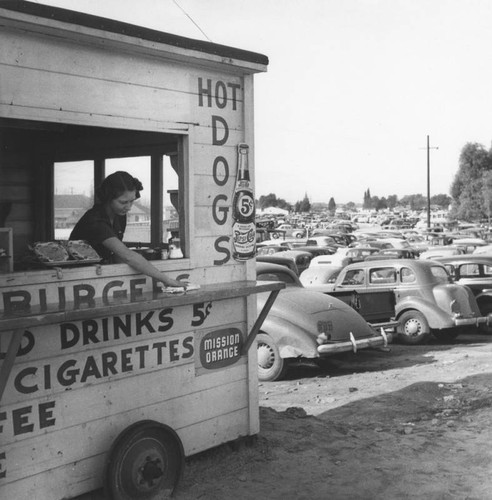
[306,235,345,249]
[419,245,466,260]
[299,264,344,287]
[255,262,392,381]
[364,248,418,261]
[262,249,313,275]
[435,255,492,317]
[256,244,290,256]
[308,246,380,268]
[275,223,306,239]
[292,245,336,258]
[321,259,490,344]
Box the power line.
[172,0,212,42]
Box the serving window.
[0,118,188,268]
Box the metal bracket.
[242,289,280,354]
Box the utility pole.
[425,135,439,230]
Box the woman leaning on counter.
[70,170,192,289]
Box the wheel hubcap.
[257,343,274,369]
[404,318,422,336]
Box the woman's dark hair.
[96,171,143,203]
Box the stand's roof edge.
[0,0,269,67]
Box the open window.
[0,119,187,268]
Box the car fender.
[395,296,455,329]
[259,315,319,359]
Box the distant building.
[54,194,150,227]
[54,194,91,228]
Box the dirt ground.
[81,330,492,499]
[173,331,492,500]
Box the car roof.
[435,255,492,264]
[342,258,444,270]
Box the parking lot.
[173,331,492,499]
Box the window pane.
[106,157,151,243]
[54,161,94,240]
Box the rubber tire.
[257,333,288,382]
[104,420,184,500]
[397,310,431,345]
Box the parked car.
[321,259,489,344]
[306,236,345,248]
[256,254,300,275]
[255,262,392,381]
[435,255,492,317]
[256,244,289,256]
[275,223,306,239]
[299,264,344,287]
[257,250,312,276]
[365,248,418,261]
[419,246,466,260]
[292,245,336,258]
[308,247,380,268]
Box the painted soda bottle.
[232,143,256,260]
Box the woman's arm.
[102,237,188,288]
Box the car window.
[484,265,492,277]
[257,271,297,285]
[400,267,416,283]
[369,267,397,284]
[430,265,450,284]
[459,264,480,277]
[341,269,365,285]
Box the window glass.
[106,157,151,243]
[369,267,397,284]
[401,267,416,283]
[342,269,365,285]
[257,271,297,285]
[484,265,492,276]
[459,264,480,277]
[54,161,94,240]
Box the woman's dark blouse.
[69,204,126,263]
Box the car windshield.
[430,265,451,284]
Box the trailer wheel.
[257,333,288,381]
[104,420,184,500]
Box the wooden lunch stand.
[0,2,280,498]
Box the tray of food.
[30,240,101,267]
[31,241,69,264]
[66,240,101,261]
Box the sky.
[33,0,492,205]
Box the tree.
[386,194,398,209]
[297,193,311,213]
[328,197,336,214]
[400,194,426,211]
[258,193,291,211]
[430,194,452,209]
[450,142,492,221]
[363,188,371,209]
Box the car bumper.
[317,329,392,356]
[454,315,490,327]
